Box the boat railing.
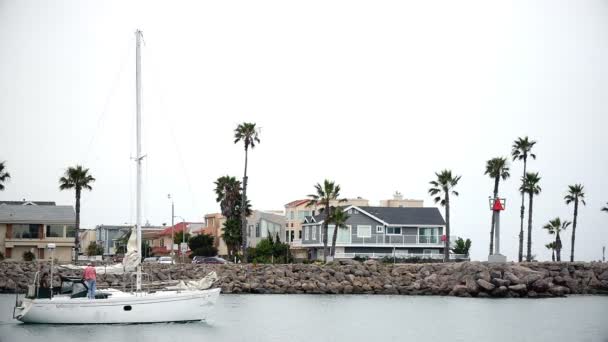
[127,272,152,292]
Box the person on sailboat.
[83,262,97,299]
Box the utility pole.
[168,194,174,258]
[174,216,186,264]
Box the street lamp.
[168,194,174,257]
[174,215,186,264]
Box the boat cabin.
[29,275,109,300]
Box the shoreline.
[1,260,607,298]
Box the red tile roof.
[157,222,189,236]
[285,199,309,208]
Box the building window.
[286,231,290,242]
[285,223,289,227]
[290,230,294,242]
[290,223,294,228]
[254,224,260,237]
[311,226,316,240]
[357,225,371,238]
[160,239,165,247]
[12,224,40,239]
[299,230,302,239]
[376,225,384,233]
[419,227,439,243]
[386,227,402,235]
[423,249,440,254]
[46,225,65,238]
[66,225,76,238]
[290,211,295,220]
[304,227,309,240]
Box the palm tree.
[520,172,541,262]
[484,157,510,255]
[543,217,571,262]
[565,184,586,262]
[512,136,537,262]
[428,170,461,262]
[329,207,350,257]
[214,176,242,219]
[307,180,343,262]
[0,161,10,191]
[234,122,260,263]
[545,242,556,262]
[59,165,95,262]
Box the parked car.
[157,256,174,264]
[192,256,229,264]
[143,257,158,263]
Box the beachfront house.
[301,205,461,260]
[0,201,76,262]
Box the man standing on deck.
[83,262,97,299]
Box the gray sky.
[1,0,607,261]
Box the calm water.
[0,294,607,342]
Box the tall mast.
[135,29,143,291]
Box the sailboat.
[13,30,221,324]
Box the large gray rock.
[491,286,508,297]
[476,279,495,291]
[508,284,527,292]
[504,272,521,285]
[492,278,510,287]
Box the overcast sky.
[1,0,607,261]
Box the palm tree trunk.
[570,199,578,262]
[526,193,533,262]
[489,177,499,255]
[444,192,450,262]
[323,203,329,262]
[74,188,81,263]
[331,224,338,257]
[518,158,527,262]
[241,148,249,263]
[551,249,555,262]
[556,232,561,262]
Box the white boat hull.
[14,288,221,324]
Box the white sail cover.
[165,272,218,291]
[61,227,140,274]
[121,226,140,271]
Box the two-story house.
[0,201,76,262]
[301,205,453,260]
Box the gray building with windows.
[246,210,286,247]
[301,205,456,260]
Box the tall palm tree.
[545,242,556,262]
[565,184,586,262]
[59,165,95,262]
[0,161,10,191]
[543,217,571,262]
[428,170,461,262]
[234,122,260,263]
[307,180,343,262]
[484,157,510,255]
[520,172,541,262]
[329,207,350,257]
[512,136,537,262]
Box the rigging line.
[147,45,198,217]
[82,37,134,165]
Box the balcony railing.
[305,235,457,246]
[334,252,469,260]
